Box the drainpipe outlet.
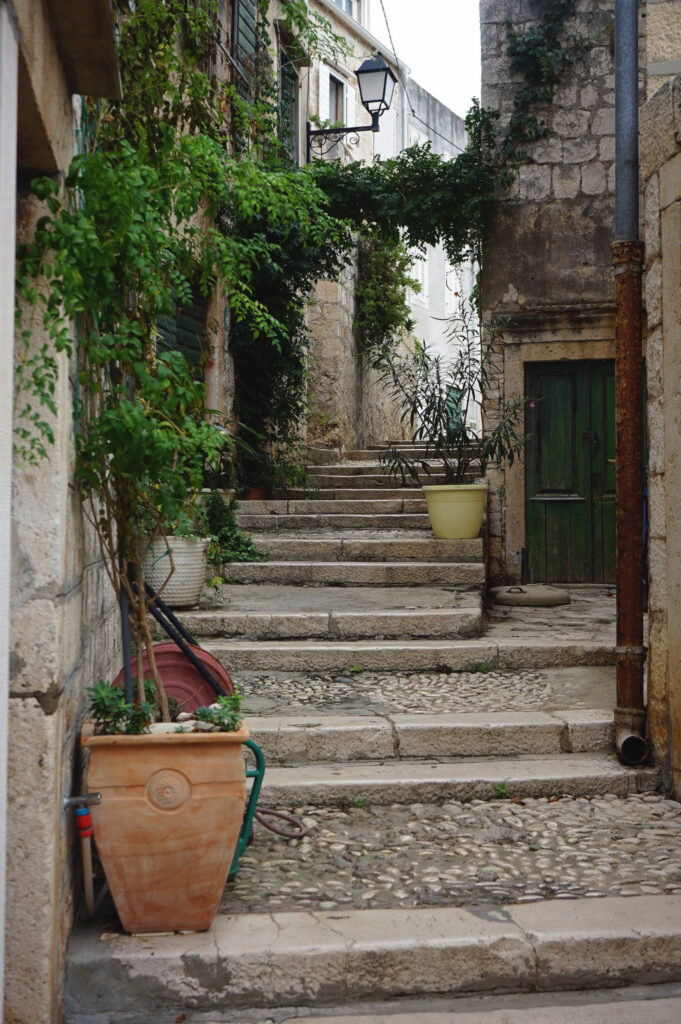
[615,706,648,766]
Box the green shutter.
[233,0,258,95]
[157,295,206,380]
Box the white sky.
[368,0,481,119]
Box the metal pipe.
[612,0,647,765]
[615,0,640,239]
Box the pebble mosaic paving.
[223,793,681,914]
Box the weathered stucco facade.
[301,1,413,451]
[480,0,641,584]
[5,4,121,1022]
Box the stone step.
[305,471,450,484]
[248,535,483,562]
[345,448,480,460]
[66,895,681,1014]
[183,606,483,640]
[225,560,484,587]
[235,513,433,532]
[204,637,615,673]
[275,487,431,500]
[258,753,659,807]
[276,995,681,1024]
[236,498,428,514]
[307,461,442,475]
[248,710,614,763]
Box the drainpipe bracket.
[614,645,647,658]
[611,240,644,271]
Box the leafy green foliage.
[379,301,530,485]
[87,681,155,736]
[193,692,244,732]
[201,490,266,567]
[312,103,506,269]
[355,227,418,368]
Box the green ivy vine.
[503,0,589,160]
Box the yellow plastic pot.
[422,482,489,539]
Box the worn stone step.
[225,560,485,587]
[236,498,428,514]
[346,448,480,460]
[248,535,483,562]
[304,471,445,486]
[183,606,483,640]
[203,637,615,673]
[248,710,614,763]
[235,513,433,532]
[307,462,443,476]
[281,997,681,1024]
[258,753,659,807]
[65,895,681,1014]
[275,487,431,500]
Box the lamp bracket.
[307,114,380,161]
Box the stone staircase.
[65,445,681,1023]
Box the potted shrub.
[83,685,248,934]
[380,300,529,539]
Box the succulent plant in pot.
[380,300,530,539]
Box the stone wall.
[6,4,121,1020]
[480,0,635,583]
[641,74,681,795]
[646,0,681,95]
[8,191,121,1024]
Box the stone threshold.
[65,895,681,1015]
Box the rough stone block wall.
[646,0,681,95]
[307,264,362,448]
[480,0,636,583]
[641,74,681,794]
[7,192,121,1024]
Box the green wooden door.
[525,360,616,583]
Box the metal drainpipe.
[612,0,648,766]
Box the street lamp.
[307,53,398,161]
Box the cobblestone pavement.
[486,587,618,644]
[222,793,681,915]
[238,666,614,717]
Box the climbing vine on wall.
[503,0,589,160]
[354,227,418,369]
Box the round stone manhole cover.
[491,584,571,607]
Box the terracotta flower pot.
[82,725,248,934]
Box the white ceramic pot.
[422,482,489,539]
[143,536,208,609]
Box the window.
[334,0,358,19]
[409,249,429,307]
[280,54,300,163]
[232,0,258,97]
[329,75,344,125]
[157,292,207,381]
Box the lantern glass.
[356,56,397,115]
